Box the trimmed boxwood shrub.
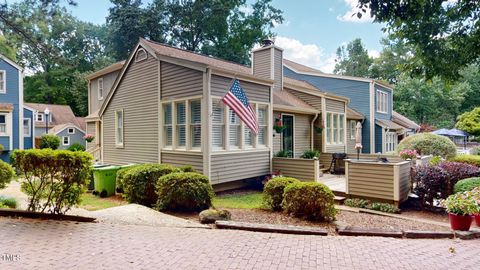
[450,154,480,167]
[156,172,214,212]
[412,162,480,209]
[39,134,60,149]
[454,177,480,193]
[262,177,300,211]
[11,149,92,214]
[0,160,15,189]
[122,164,176,206]
[397,133,457,159]
[282,182,336,221]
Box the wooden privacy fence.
[272,157,320,181]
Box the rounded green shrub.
[156,172,214,212]
[282,182,337,221]
[397,133,457,159]
[122,164,176,206]
[454,177,480,193]
[450,154,480,167]
[39,134,60,149]
[68,142,85,152]
[115,164,141,192]
[262,177,300,211]
[0,196,16,209]
[0,160,15,189]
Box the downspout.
[311,113,319,149]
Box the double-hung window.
[0,115,6,134]
[385,131,398,153]
[163,103,173,147]
[376,90,388,113]
[63,136,70,146]
[162,99,201,150]
[257,105,268,147]
[36,113,44,122]
[0,70,5,93]
[176,102,186,148]
[115,110,124,146]
[350,120,356,140]
[325,112,345,145]
[98,78,104,100]
[212,100,225,149]
[23,118,31,137]
[229,109,241,149]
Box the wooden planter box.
[345,160,412,204]
[272,157,320,181]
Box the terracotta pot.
[475,214,480,227]
[449,213,473,231]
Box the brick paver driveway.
[0,217,479,270]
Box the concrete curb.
[215,221,328,235]
[337,227,403,238]
[0,209,96,222]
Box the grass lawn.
[79,193,128,211]
[213,191,263,209]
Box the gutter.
[311,113,319,149]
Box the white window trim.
[0,113,10,136]
[376,90,388,114]
[350,120,356,140]
[210,97,270,153]
[23,118,31,137]
[67,127,75,134]
[98,78,104,100]
[36,112,44,122]
[384,130,398,153]
[280,113,295,156]
[161,97,203,152]
[135,48,148,62]
[115,109,124,148]
[62,136,70,146]
[0,70,5,94]
[325,111,346,145]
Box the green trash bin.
[93,166,121,197]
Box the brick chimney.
[252,39,283,92]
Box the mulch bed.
[171,208,451,235]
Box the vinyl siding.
[252,48,271,80]
[325,99,345,113]
[319,152,402,170]
[273,48,282,91]
[86,122,96,149]
[272,157,318,181]
[347,162,394,201]
[313,117,322,151]
[211,75,270,103]
[346,120,356,154]
[272,111,312,158]
[161,61,203,100]
[90,71,120,113]
[0,58,20,162]
[374,84,392,120]
[102,52,159,165]
[284,88,322,110]
[56,127,85,150]
[210,151,270,184]
[161,152,203,173]
[398,162,411,201]
[284,67,372,153]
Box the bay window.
[325,112,345,145]
[162,99,202,150]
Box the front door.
[282,115,294,157]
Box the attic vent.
[261,39,274,47]
[135,48,148,62]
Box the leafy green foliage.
[369,202,399,214]
[443,191,480,216]
[429,156,443,166]
[121,164,176,206]
[344,198,370,209]
[0,144,3,152]
[454,178,480,194]
[450,155,480,167]
[282,182,336,221]
[334,38,372,77]
[300,149,320,159]
[11,149,92,214]
[39,134,60,149]
[0,160,15,190]
[68,142,85,152]
[397,133,457,159]
[274,150,291,158]
[0,196,17,209]
[156,172,214,212]
[456,107,480,136]
[262,177,300,211]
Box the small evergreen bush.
[0,160,15,189]
[156,172,214,212]
[122,164,176,206]
[454,177,480,193]
[262,177,300,211]
[68,142,85,152]
[397,133,457,159]
[282,182,336,221]
[39,134,61,149]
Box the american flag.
[222,79,258,134]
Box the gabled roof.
[376,119,404,130]
[0,54,23,71]
[392,111,420,131]
[85,61,125,80]
[48,123,85,135]
[25,103,84,129]
[346,107,364,120]
[273,90,318,114]
[283,59,324,74]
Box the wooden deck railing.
[86,145,101,162]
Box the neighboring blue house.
[284,59,403,154]
[48,123,86,150]
[0,54,35,162]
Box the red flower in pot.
[273,118,286,133]
[443,191,479,231]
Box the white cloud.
[274,36,337,73]
[368,49,380,58]
[337,0,373,23]
[239,6,253,15]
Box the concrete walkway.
[0,217,479,269]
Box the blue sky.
[15,0,386,72]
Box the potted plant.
[443,192,479,231]
[399,149,418,167]
[273,118,286,133]
[83,134,95,143]
[471,187,480,227]
[314,121,324,134]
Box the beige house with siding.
[85,38,356,189]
